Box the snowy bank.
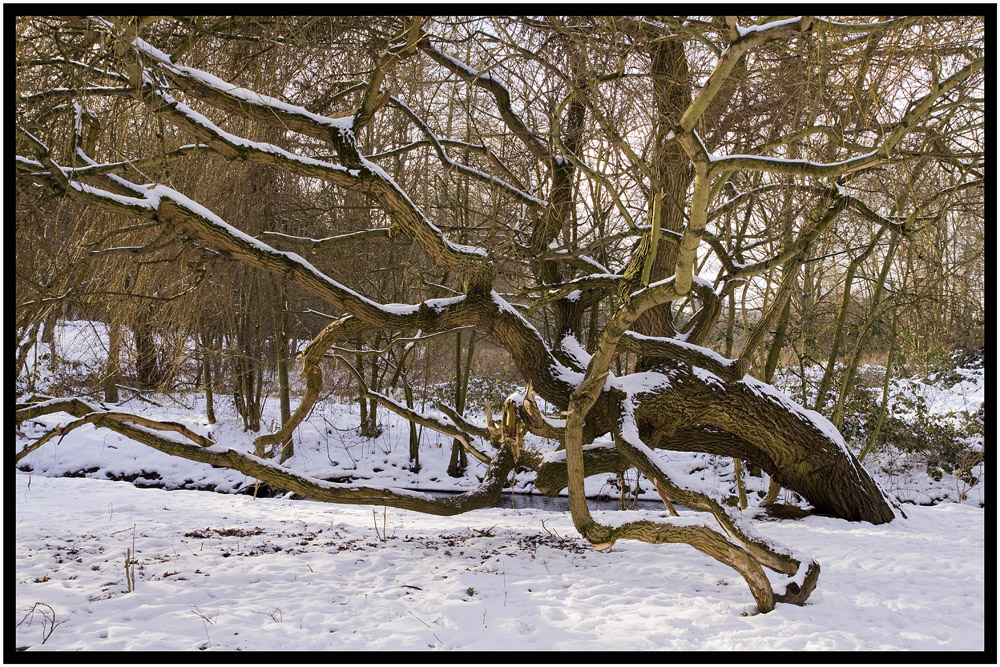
[13,473,985,652]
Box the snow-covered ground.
[13,320,988,652]
[16,321,987,507]
[12,473,986,651]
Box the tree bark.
[631,365,895,523]
[103,305,121,403]
[200,329,215,425]
[447,330,475,477]
[133,304,161,391]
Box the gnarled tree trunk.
[16,14,981,613]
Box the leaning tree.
[15,15,984,612]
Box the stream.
[423,489,677,513]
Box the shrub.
[876,391,982,483]
[430,373,522,413]
[790,350,984,490]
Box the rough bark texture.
[631,364,895,524]
[18,15,974,615]
[620,35,693,350]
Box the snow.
[130,34,354,135]
[735,17,802,38]
[574,254,611,274]
[624,331,736,368]
[12,473,985,651]
[424,295,467,313]
[540,440,613,465]
[605,370,671,396]
[893,371,985,421]
[15,156,44,169]
[13,322,988,651]
[709,148,881,169]
[692,366,727,389]
[551,364,585,388]
[66,181,154,211]
[691,274,716,290]
[557,333,591,368]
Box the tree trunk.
[630,366,895,523]
[103,305,122,403]
[860,308,898,462]
[134,304,162,391]
[366,340,380,438]
[235,318,263,437]
[757,288,794,503]
[200,330,215,425]
[404,379,420,471]
[815,230,886,411]
[355,343,371,437]
[42,310,58,373]
[764,294,792,382]
[622,36,692,355]
[268,277,291,423]
[269,276,293,461]
[16,322,41,390]
[734,458,748,510]
[830,234,899,429]
[447,330,474,477]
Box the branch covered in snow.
[335,354,491,464]
[15,395,518,517]
[418,34,550,161]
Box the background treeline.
[16,16,984,478]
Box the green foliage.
[791,349,984,488]
[876,393,982,483]
[836,383,882,445]
[924,347,984,387]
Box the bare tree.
[15,15,984,612]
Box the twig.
[654,479,680,517]
[407,610,433,628]
[540,519,562,538]
[17,602,69,645]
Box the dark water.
[424,489,675,513]
[243,481,677,513]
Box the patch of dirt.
[184,527,266,539]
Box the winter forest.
[14,15,986,653]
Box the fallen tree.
[15,15,983,612]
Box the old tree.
[15,16,984,612]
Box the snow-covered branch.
[15,396,517,517]
[125,32,358,151]
[418,34,550,161]
[139,89,490,272]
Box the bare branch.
[418,33,550,161]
